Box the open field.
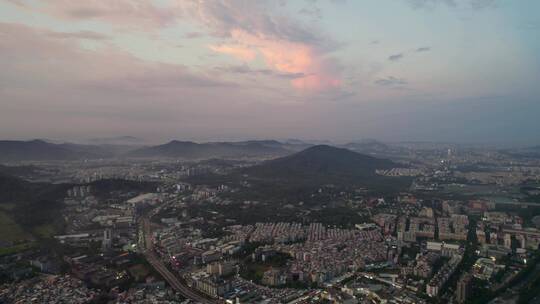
[32,224,57,239]
[0,242,35,256]
[0,211,32,243]
[0,203,16,211]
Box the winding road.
[139,216,216,304]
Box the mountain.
[182,145,413,202]
[0,172,70,227]
[0,173,68,204]
[127,140,290,159]
[0,173,34,203]
[0,140,115,162]
[0,139,308,162]
[0,172,157,241]
[242,145,397,182]
[190,145,412,200]
[0,140,91,162]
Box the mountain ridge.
[126,140,291,159]
[241,145,397,181]
[0,139,102,162]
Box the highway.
[139,216,217,304]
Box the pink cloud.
[209,44,257,61]
[211,29,341,91]
[11,0,343,91]
[181,0,342,91]
[291,74,341,91]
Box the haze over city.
[1,0,539,144]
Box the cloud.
[46,30,110,40]
[470,0,497,10]
[407,0,457,9]
[0,22,231,95]
[179,0,324,45]
[375,76,408,86]
[387,47,429,62]
[12,0,180,29]
[1,22,286,141]
[2,22,332,141]
[214,64,306,79]
[298,4,323,20]
[215,65,269,74]
[209,44,257,61]
[10,0,343,91]
[180,0,342,91]
[184,32,204,39]
[5,0,27,7]
[406,0,496,10]
[388,53,404,61]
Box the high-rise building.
[456,273,472,303]
[206,260,236,277]
[102,228,113,251]
[504,233,512,249]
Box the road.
[139,216,217,304]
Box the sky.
[0,0,539,145]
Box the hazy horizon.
[1,135,536,149]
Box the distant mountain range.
[125,140,291,159]
[0,138,402,162]
[0,139,298,162]
[0,140,114,162]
